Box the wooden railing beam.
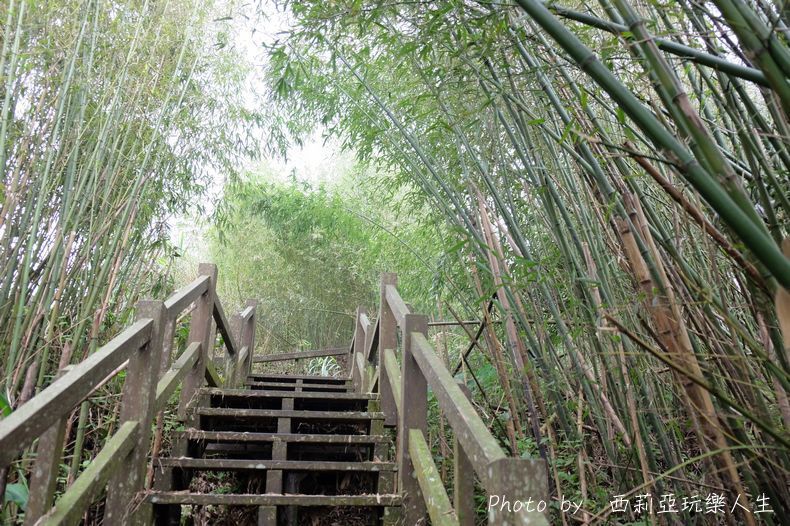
[163,275,209,319]
[41,420,140,526]
[213,296,239,357]
[351,307,368,390]
[411,333,505,478]
[409,429,459,526]
[0,319,152,467]
[385,284,410,326]
[155,342,201,411]
[383,349,402,417]
[454,381,476,526]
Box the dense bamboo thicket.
[0,0,261,518]
[266,0,790,523]
[210,168,446,356]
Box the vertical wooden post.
[486,458,548,525]
[454,381,476,526]
[378,273,398,426]
[24,419,66,524]
[24,365,77,524]
[240,299,258,384]
[352,307,367,391]
[228,311,243,387]
[105,300,166,524]
[179,263,217,416]
[399,313,428,524]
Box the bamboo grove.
[268,0,790,523]
[0,0,261,517]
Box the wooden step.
[156,458,396,472]
[201,388,377,400]
[246,381,350,391]
[147,492,401,506]
[246,373,350,384]
[196,408,384,420]
[182,429,389,444]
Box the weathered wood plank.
[408,429,459,526]
[364,317,379,362]
[204,359,221,387]
[200,388,376,400]
[400,314,428,524]
[213,295,239,357]
[164,276,209,319]
[239,305,255,321]
[359,312,371,334]
[196,408,384,420]
[147,493,402,506]
[106,300,166,523]
[40,420,139,526]
[157,458,396,472]
[385,285,410,326]
[180,263,217,417]
[355,352,366,391]
[24,418,67,525]
[246,373,349,383]
[246,381,348,391]
[0,319,152,467]
[410,333,505,482]
[155,342,201,411]
[454,382,476,526]
[253,347,346,363]
[378,274,398,426]
[383,349,402,416]
[182,429,389,443]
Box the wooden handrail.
[155,342,201,411]
[359,312,371,333]
[385,284,410,326]
[383,349,402,415]
[239,305,255,321]
[0,319,153,466]
[40,420,140,525]
[409,429,458,526]
[368,275,549,525]
[163,275,209,318]
[411,333,505,478]
[365,317,379,357]
[213,295,239,357]
[0,263,258,524]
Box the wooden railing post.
[179,263,217,416]
[228,312,242,386]
[105,300,166,523]
[378,273,398,426]
[486,458,548,525]
[236,299,257,385]
[352,306,367,391]
[455,381,476,526]
[24,378,70,525]
[400,313,428,524]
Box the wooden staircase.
[148,374,401,525]
[0,264,549,526]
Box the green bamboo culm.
[265,0,790,522]
[513,0,789,287]
[0,0,263,521]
